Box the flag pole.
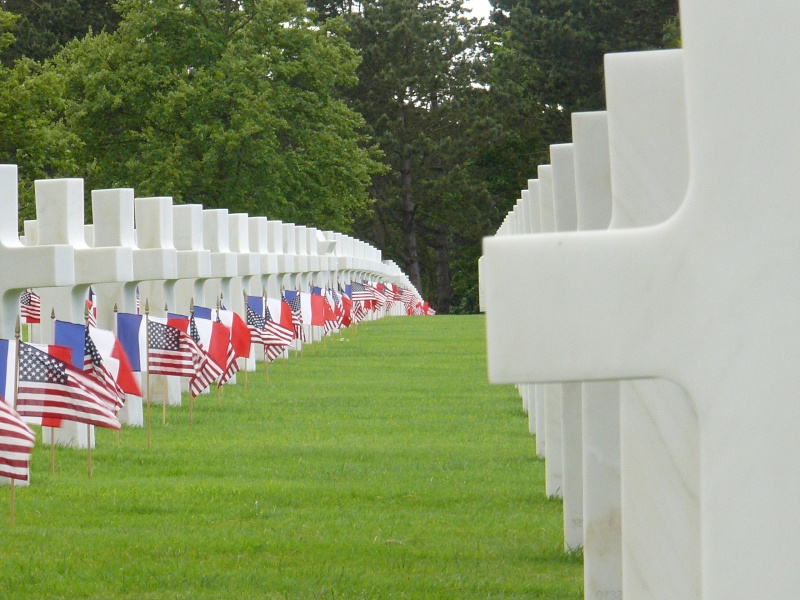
[145,299,151,450]
[242,290,248,395]
[216,297,222,407]
[84,304,92,478]
[162,303,168,426]
[49,309,56,474]
[262,289,270,382]
[113,303,120,445]
[189,299,194,426]
[189,296,194,427]
[11,316,21,525]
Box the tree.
[0,8,80,225]
[339,0,492,311]
[0,0,121,66]
[48,0,383,231]
[484,0,680,208]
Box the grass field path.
[0,314,582,599]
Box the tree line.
[0,0,678,313]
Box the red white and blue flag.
[15,342,121,430]
[20,290,41,324]
[0,398,35,482]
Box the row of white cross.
[0,167,419,450]
[481,2,800,598]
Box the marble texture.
[484,3,800,595]
[604,49,699,600]
[571,109,620,600]
[35,178,133,448]
[551,143,583,550]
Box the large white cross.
[172,203,212,315]
[0,166,74,339]
[202,209,238,309]
[603,48,701,599]
[484,3,800,596]
[34,178,134,448]
[571,108,620,599]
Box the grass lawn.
[0,314,583,599]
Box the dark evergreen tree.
[0,0,121,65]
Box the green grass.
[0,315,583,599]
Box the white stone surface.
[484,3,800,596]
[603,49,699,600]
[551,143,583,551]
[0,166,74,339]
[35,178,133,448]
[571,109,620,600]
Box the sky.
[462,0,492,21]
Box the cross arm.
[482,227,671,385]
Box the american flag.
[20,290,41,324]
[84,327,125,411]
[263,305,294,362]
[284,292,305,342]
[86,288,97,328]
[188,316,223,395]
[246,305,268,346]
[147,319,197,379]
[16,342,121,430]
[350,281,376,302]
[329,289,344,329]
[398,288,416,307]
[0,401,35,482]
[352,300,368,323]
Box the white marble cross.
[571,109,619,600]
[172,204,212,315]
[202,209,238,309]
[484,3,800,596]
[603,48,699,600]
[0,166,74,339]
[34,178,133,448]
[249,216,278,297]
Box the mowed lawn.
[0,314,582,599]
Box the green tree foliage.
[40,0,383,231]
[0,0,120,66]
[484,0,680,210]
[0,8,80,224]
[337,0,493,312]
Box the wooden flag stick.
[162,304,168,426]
[189,299,194,427]
[113,303,120,446]
[84,305,93,478]
[47,311,58,474]
[10,316,21,520]
[145,300,151,449]
[87,423,92,478]
[216,297,222,407]
[242,290,249,394]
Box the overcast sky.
[462,0,492,21]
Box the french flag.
[116,313,147,372]
[213,308,252,358]
[90,326,142,397]
[54,319,141,399]
[184,315,228,378]
[266,297,295,334]
[0,340,16,407]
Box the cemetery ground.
[0,315,582,599]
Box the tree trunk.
[401,154,422,292]
[434,222,452,313]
